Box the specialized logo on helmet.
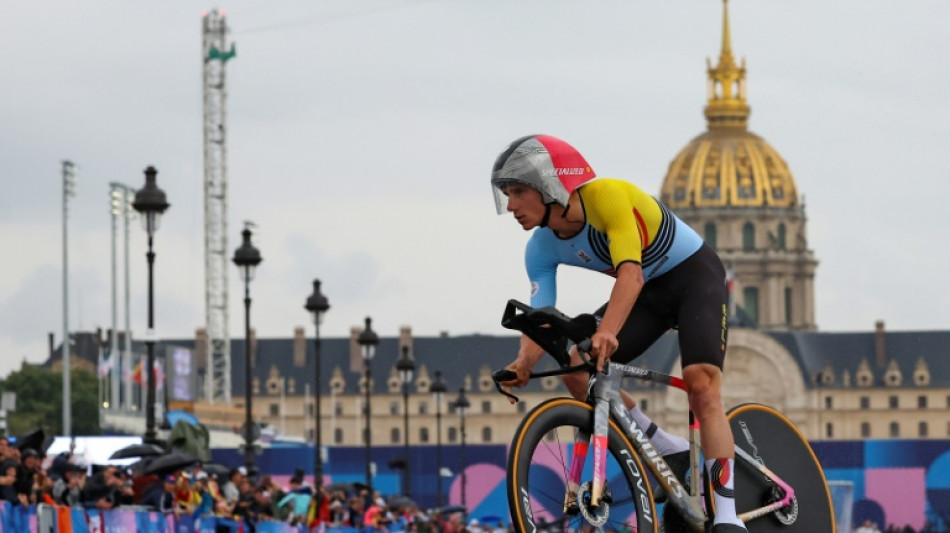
[541,167,589,177]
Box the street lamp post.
[430,370,447,508]
[396,346,415,498]
[232,227,262,475]
[131,166,169,444]
[357,317,379,489]
[304,280,330,489]
[61,160,77,438]
[453,386,470,511]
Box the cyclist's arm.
[593,261,644,368]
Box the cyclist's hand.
[500,358,531,404]
[590,330,619,372]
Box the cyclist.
[493,134,746,533]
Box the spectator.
[190,471,215,518]
[52,463,86,506]
[247,486,275,524]
[221,466,246,507]
[14,448,41,506]
[277,471,312,525]
[0,445,18,503]
[141,474,177,513]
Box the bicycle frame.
[494,299,799,531]
[576,359,798,532]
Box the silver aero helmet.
[490,134,596,214]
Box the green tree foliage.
[0,365,101,438]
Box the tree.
[0,365,100,437]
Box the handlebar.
[492,300,597,402]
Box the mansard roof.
[105,327,950,397]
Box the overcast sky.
[1,1,948,379]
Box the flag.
[132,361,143,384]
[153,360,165,392]
[306,488,329,531]
[98,351,114,378]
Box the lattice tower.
[202,9,236,403]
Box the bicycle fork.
[563,371,613,511]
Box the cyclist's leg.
[593,295,690,460]
[670,244,744,531]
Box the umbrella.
[388,496,417,509]
[165,410,200,427]
[142,453,199,477]
[200,463,230,479]
[14,428,45,453]
[109,443,165,460]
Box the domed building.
[660,0,817,331]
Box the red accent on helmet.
[532,135,596,194]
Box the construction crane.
[202,9,236,404]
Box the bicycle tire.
[507,398,660,533]
[720,403,836,533]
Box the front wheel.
[507,398,659,533]
[724,403,836,533]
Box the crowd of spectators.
[1,437,510,533]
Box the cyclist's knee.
[561,372,587,400]
[683,364,723,415]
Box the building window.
[641,399,649,413]
[306,403,314,417]
[334,428,343,444]
[390,402,400,415]
[418,402,429,415]
[785,287,793,325]
[448,427,457,443]
[824,396,833,409]
[889,422,899,438]
[482,427,492,442]
[448,403,457,415]
[743,287,759,324]
[861,422,870,438]
[777,223,786,250]
[545,430,557,442]
[334,402,343,416]
[704,222,717,249]
[860,396,870,410]
[307,429,315,442]
[517,402,527,414]
[269,404,279,417]
[825,423,833,438]
[918,396,928,409]
[420,427,430,443]
[742,222,755,251]
[482,401,492,414]
[391,428,400,444]
[889,396,899,409]
[919,422,929,438]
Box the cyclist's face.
[502,184,545,230]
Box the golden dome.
[660,0,798,209]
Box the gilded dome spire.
[660,0,798,209]
[705,0,749,129]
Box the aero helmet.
[490,134,596,214]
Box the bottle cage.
[500,299,597,368]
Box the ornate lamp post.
[232,227,262,475]
[131,166,169,444]
[357,317,379,489]
[304,280,330,488]
[430,370,447,507]
[453,386,470,510]
[396,346,415,497]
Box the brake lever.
[492,368,521,403]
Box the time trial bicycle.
[491,300,836,533]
